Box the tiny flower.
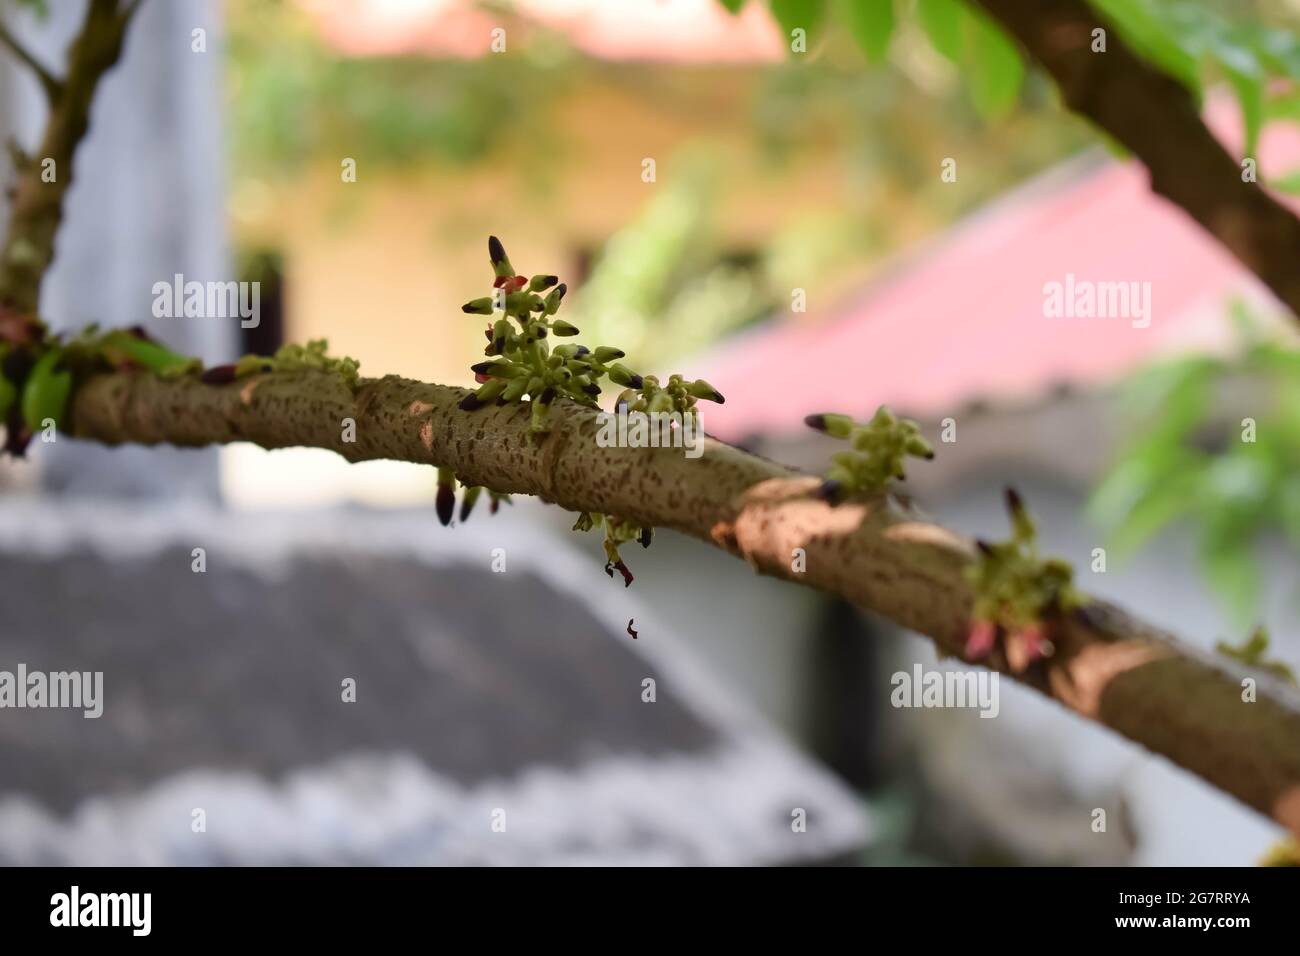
[604,559,634,588]
[964,620,997,659]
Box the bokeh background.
[1,0,1299,865]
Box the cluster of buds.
[201,338,360,385]
[435,466,511,527]
[572,511,651,587]
[460,236,723,434]
[1215,626,1296,685]
[964,488,1079,671]
[804,405,934,501]
[613,372,723,424]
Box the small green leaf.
[21,350,72,433]
[717,0,748,13]
[1199,532,1259,628]
[842,0,895,63]
[769,0,827,43]
[1269,169,1300,195]
[1224,66,1263,159]
[965,8,1024,118]
[915,0,964,62]
[1091,0,1201,97]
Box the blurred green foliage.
[567,155,775,364]
[227,0,581,173]
[1089,306,1300,624]
[735,0,1300,164]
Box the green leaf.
[21,350,72,433]
[1088,450,1203,558]
[964,8,1024,118]
[842,0,895,63]
[717,0,748,13]
[915,0,964,62]
[1199,531,1259,628]
[769,0,828,41]
[1268,169,1300,195]
[1223,66,1263,159]
[1091,0,1201,97]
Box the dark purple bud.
[126,324,155,341]
[3,409,31,458]
[539,387,556,405]
[815,479,841,503]
[1005,487,1024,514]
[628,374,643,389]
[804,414,828,432]
[459,394,483,411]
[436,485,455,527]
[582,383,601,397]
[975,538,995,556]
[638,527,652,548]
[488,235,507,267]
[200,364,238,385]
[575,345,590,356]
[2,346,33,383]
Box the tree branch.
[0,18,63,103]
[0,0,141,318]
[66,368,1300,837]
[973,0,1300,322]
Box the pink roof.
[297,0,785,63]
[685,99,1300,441]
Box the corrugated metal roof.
[685,100,1300,441]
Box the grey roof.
[0,498,871,865]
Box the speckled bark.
[68,368,1300,836]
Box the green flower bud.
[462,297,494,315]
[543,283,567,315]
[648,392,674,414]
[551,320,580,337]
[686,378,725,404]
[1006,487,1035,541]
[592,346,624,363]
[475,378,508,404]
[906,436,935,459]
[529,274,559,292]
[488,236,514,278]
[804,413,854,439]
[608,363,642,388]
[501,376,530,402]
[491,318,512,353]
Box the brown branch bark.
[0,0,140,317]
[973,0,1300,321]
[67,369,1300,837]
[0,19,63,103]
